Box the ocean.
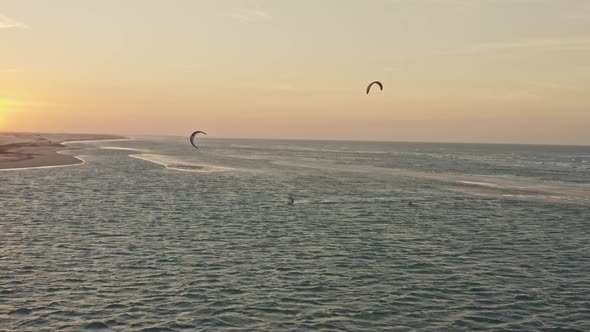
[1,137,589,331]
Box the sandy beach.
[0,132,125,170]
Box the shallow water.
[1,137,589,331]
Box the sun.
[0,98,18,113]
[0,98,12,111]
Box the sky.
[1,0,589,144]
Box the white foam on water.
[100,146,148,152]
[129,154,235,173]
[450,186,589,205]
[458,181,503,188]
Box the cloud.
[565,9,590,21]
[230,9,271,22]
[566,14,586,20]
[384,66,403,72]
[271,83,295,92]
[440,38,590,55]
[483,91,541,102]
[0,13,26,29]
[529,81,584,92]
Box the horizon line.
[2,131,588,147]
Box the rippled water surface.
[1,137,589,331]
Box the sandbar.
[0,132,125,170]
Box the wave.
[449,183,590,205]
[63,138,130,145]
[229,143,389,155]
[225,154,273,161]
[129,154,234,173]
[290,196,403,205]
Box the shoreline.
[0,133,126,171]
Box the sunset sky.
[1,0,589,144]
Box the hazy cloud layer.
[441,38,590,55]
[0,13,26,29]
[230,8,271,22]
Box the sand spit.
[0,132,125,170]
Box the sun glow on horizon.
[0,98,10,114]
[1,1,589,144]
[0,97,22,129]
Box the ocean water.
[1,137,589,331]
